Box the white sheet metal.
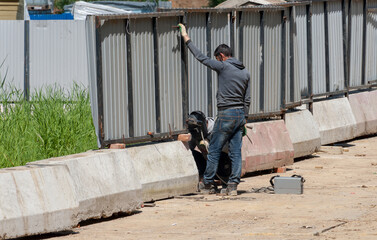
[0,21,24,93]
[311,2,327,94]
[366,0,377,82]
[29,20,89,94]
[187,12,209,116]
[293,5,309,98]
[349,0,363,87]
[242,11,260,115]
[210,12,230,117]
[130,18,156,137]
[264,11,282,113]
[100,19,129,141]
[158,16,183,132]
[328,0,345,92]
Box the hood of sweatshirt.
[226,58,245,70]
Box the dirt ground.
[24,135,377,240]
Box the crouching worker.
[178,24,250,196]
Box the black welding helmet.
[186,111,209,139]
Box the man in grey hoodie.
[178,24,250,196]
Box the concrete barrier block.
[349,90,377,137]
[312,97,357,145]
[285,109,321,158]
[28,150,143,221]
[241,120,294,176]
[0,165,79,239]
[126,141,199,202]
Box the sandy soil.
[22,135,377,240]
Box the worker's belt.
[217,106,244,111]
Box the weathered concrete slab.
[29,150,143,221]
[241,120,294,176]
[349,90,377,137]
[285,109,321,158]
[312,97,357,145]
[0,165,79,239]
[126,141,199,202]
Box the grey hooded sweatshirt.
[186,40,251,116]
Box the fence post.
[153,17,161,134]
[125,18,134,138]
[342,0,349,95]
[24,20,30,101]
[180,14,189,128]
[281,9,286,110]
[306,4,313,113]
[95,17,105,147]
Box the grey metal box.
[273,176,303,194]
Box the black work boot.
[226,182,238,196]
[198,182,217,195]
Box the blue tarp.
[29,12,74,20]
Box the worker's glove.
[178,23,188,37]
[242,125,247,137]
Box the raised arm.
[178,23,224,72]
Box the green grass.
[0,85,98,168]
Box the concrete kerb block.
[312,97,357,145]
[126,141,199,202]
[348,90,377,137]
[28,150,143,222]
[285,109,321,158]
[241,120,294,176]
[0,165,79,239]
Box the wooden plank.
[0,6,19,11]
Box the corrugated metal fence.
[0,20,88,99]
[1,1,376,148]
[87,1,377,147]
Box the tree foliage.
[208,0,227,7]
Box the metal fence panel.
[294,5,309,98]
[100,20,129,141]
[264,11,282,113]
[157,16,183,132]
[285,8,301,106]
[349,0,364,87]
[241,11,261,115]
[328,0,346,92]
[187,12,209,116]
[210,12,230,117]
[29,20,88,94]
[366,0,377,82]
[130,18,156,137]
[311,2,327,94]
[85,16,100,147]
[0,21,24,92]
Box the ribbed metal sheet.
[157,16,183,132]
[366,0,377,82]
[311,2,327,94]
[210,12,230,117]
[85,16,99,147]
[242,11,260,115]
[100,20,129,141]
[327,1,345,92]
[349,0,363,87]
[0,21,24,93]
[130,18,156,137]
[294,5,309,98]
[29,20,88,94]
[264,12,282,113]
[187,12,209,116]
